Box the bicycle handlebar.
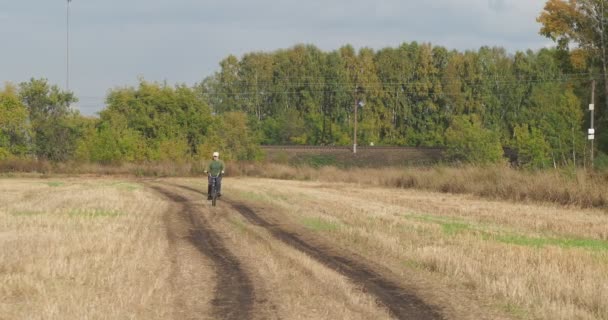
[206,172,223,178]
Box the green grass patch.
[45,181,64,187]
[113,182,141,191]
[301,217,341,232]
[440,222,471,235]
[68,209,123,218]
[490,234,608,251]
[96,181,142,191]
[401,213,608,251]
[499,302,529,319]
[11,210,43,217]
[404,259,425,270]
[401,213,473,235]
[234,190,270,203]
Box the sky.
[0,0,552,116]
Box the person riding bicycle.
[205,151,225,200]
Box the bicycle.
[207,173,221,207]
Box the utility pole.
[601,1,608,119]
[66,0,71,91]
[254,72,259,121]
[353,87,358,154]
[590,79,596,169]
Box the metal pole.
[352,66,360,154]
[591,80,595,169]
[353,90,358,154]
[66,0,70,91]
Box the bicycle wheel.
[211,185,217,207]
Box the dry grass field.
[231,164,608,209]
[220,177,608,320]
[0,179,176,319]
[1,175,607,319]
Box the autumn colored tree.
[538,0,608,152]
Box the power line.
[68,73,603,102]
[201,72,601,88]
[200,74,601,97]
[204,72,603,84]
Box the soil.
[171,183,443,320]
[149,184,255,320]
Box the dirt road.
[148,181,445,320]
[150,185,254,319]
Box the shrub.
[595,152,608,171]
[0,147,10,160]
[513,124,551,169]
[445,115,504,165]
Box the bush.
[445,115,504,165]
[77,125,146,165]
[198,112,262,161]
[595,152,608,171]
[0,147,10,160]
[513,124,551,169]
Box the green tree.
[445,115,504,164]
[201,41,590,168]
[513,124,552,169]
[215,55,241,113]
[320,51,351,144]
[18,78,79,161]
[525,83,585,166]
[102,80,212,160]
[238,52,276,121]
[199,112,261,161]
[76,115,146,164]
[407,44,445,145]
[260,108,307,145]
[356,47,387,146]
[0,84,29,158]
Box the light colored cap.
[213,152,219,157]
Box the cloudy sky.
[1,0,551,115]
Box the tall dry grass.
[2,159,606,208]
[226,178,608,320]
[230,163,608,209]
[0,179,174,319]
[0,159,208,177]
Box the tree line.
[0,79,260,164]
[199,43,599,167]
[1,0,607,168]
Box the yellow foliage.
[537,0,579,41]
[569,49,588,70]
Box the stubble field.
[1,176,607,319]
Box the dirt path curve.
[174,184,443,320]
[149,184,254,320]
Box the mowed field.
[1,177,607,320]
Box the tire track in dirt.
[174,184,443,320]
[149,184,254,320]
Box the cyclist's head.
[213,151,219,159]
